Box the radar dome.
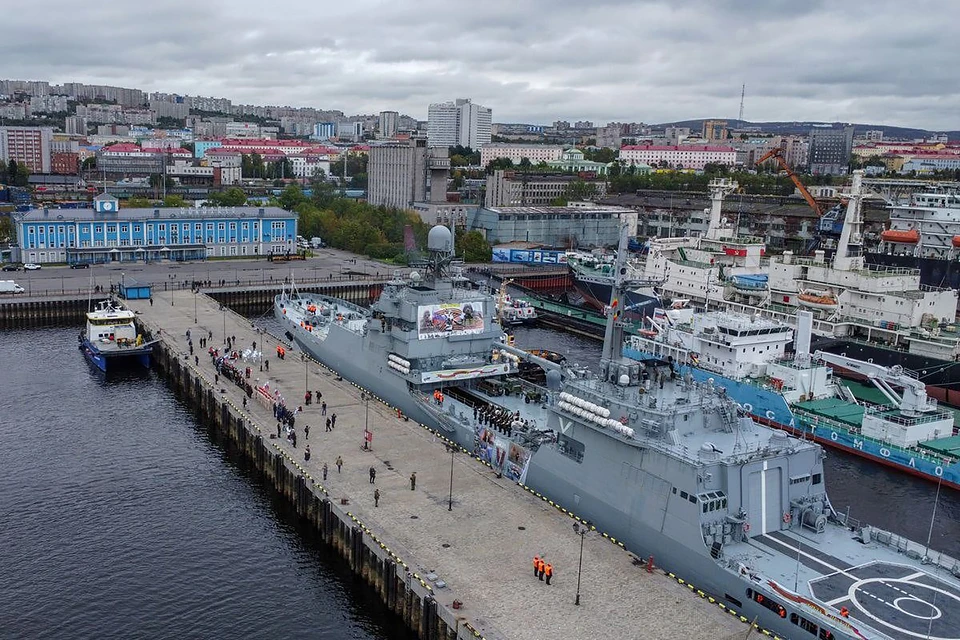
[545,370,563,391]
[409,271,421,283]
[427,225,453,253]
[618,374,630,386]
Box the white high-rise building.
[427,98,492,148]
[378,111,399,138]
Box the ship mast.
[601,221,631,364]
[832,169,865,272]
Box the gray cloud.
[2,0,957,130]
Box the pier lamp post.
[222,305,227,345]
[573,522,590,606]
[193,287,198,325]
[361,392,371,450]
[447,443,456,511]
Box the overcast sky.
[4,0,957,130]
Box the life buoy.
[783,512,792,524]
[742,522,751,533]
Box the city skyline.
[3,0,958,131]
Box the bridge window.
[812,473,822,485]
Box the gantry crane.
[756,147,824,217]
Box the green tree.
[485,158,514,174]
[82,157,96,170]
[559,179,598,204]
[125,197,152,208]
[0,215,15,243]
[583,147,616,163]
[518,157,533,169]
[14,162,29,187]
[163,194,186,207]
[310,170,337,208]
[7,159,17,183]
[207,187,247,206]
[456,229,491,263]
[278,184,308,211]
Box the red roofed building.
[620,144,737,169]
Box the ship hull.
[571,275,658,320]
[79,337,152,372]
[865,251,960,289]
[523,435,862,640]
[783,415,960,492]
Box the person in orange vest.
[840,606,849,618]
[532,555,540,577]
[537,558,546,581]
[544,563,553,585]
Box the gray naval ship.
[277,225,960,640]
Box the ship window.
[680,490,689,500]
[724,594,743,608]
[703,502,709,513]
[791,613,819,635]
[812,473,822,485]
[751,590,787,618]
[557,434,584,464]
[688,495,696,504]
[672,487,677,495]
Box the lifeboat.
[881,229,920,244]
[798,289,838,310]
[952,235,960,248]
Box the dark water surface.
[0,327,412,640]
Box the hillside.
[654,119,960,141]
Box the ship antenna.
[923,472,945,639]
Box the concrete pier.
[131,290,752,640]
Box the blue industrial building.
[16,194,298,265]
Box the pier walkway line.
[132,291,748,640]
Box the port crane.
[756,148,823,217]
[813,351,934,416]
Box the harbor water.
[0,326,414,640]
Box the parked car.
[1,263,22,272]
[23,263,41,270]
[69,262,91,269]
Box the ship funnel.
[795,310,813,363]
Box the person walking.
[277,422,282,438]
[336,456,343,473]
[544,563,553,585]
[304,445,311,461]
[533,555,541,578]
[374,488,381,507]
[409,472,417,491]
[304,425,310,441]
[331,413,337,429]
[369,466,376,484]
[322,463,328,481]
[537,558,546,581]
[321,401,327,416]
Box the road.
[5,249,394,296]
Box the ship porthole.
[868,358,873,364]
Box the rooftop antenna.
[738,84,745,126]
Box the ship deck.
[729,527,960,640]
